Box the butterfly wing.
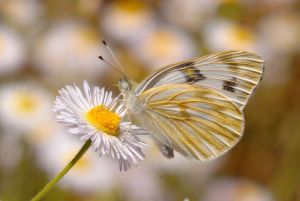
[135,51,264,110]
[132,84,244,161]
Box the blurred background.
[0,0,299,200]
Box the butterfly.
[101,42,264,161]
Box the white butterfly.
[101,42,264,161]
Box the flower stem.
[31,139,92,201]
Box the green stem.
[31,140,92,201]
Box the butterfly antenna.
[102,40,126,74]
[98,55,126,77]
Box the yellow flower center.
[73,29,98,54]
[232,26,255,43]
[147,31,178,57]
[15,93,37,115]
[75,156,90,171]
[63,153,91,173]
[85,105,121,136]
[117,0,145,13]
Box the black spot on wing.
[185,67,206,83]
[194,69,206,81]
[175,61,195,69]
[223,77,237,92]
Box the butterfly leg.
[152,136,174,159]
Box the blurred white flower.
[33,21,106,84]
[204,20,257,51]
[28,114,62,146]
[0,24,26,76]
[256,12,300,86]
[130,26,197,70]
[119,141,222,201]
[161,0,219,31]
[101,1,155,45]
[257,11,300,54]
[149,141,222,171]
[202,178,275,201]
[144,142,223,186]
[77,0,102,17]
[36,132,120,193]
[0,0,43,28]
[121,156,164,201]
[0,82,52,134]
[54,81,147,171]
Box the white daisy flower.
[53,81,147,171]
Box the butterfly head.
[118,77,133,95]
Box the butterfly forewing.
[138,84,244,161]
[135,51,264,109]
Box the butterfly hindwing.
[135,51,264,109]
[137,84,244,161]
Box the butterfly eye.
[118,78,131,92]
